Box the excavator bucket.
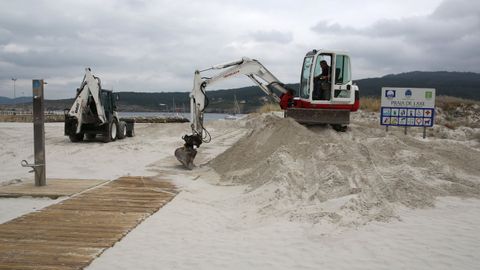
[175,146,197,170]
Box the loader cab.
[100,89,117,118]
[298,50,358,111]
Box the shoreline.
[0,114,189,123]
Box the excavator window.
[299,56,313,99]
[100,90,113,117]
[334,55,352,99]
[312,54,332,100]
[335,55,351,85]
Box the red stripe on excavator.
[293,91,360,112]
[352,98,360,111]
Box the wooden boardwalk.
[0,176,178,270]
[0,179,108,199]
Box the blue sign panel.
[380,107,435,127]
[33,80,41,89]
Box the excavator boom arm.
[190,57,289,135]
[176,57,292,169]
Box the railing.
[0,110,64,116]
[0,111,65,123]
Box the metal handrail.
[0,110,64,115]
[21,160,44,173]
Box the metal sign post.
[32,80,46,186]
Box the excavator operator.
[313,60,331,100]
[318,60,331,81]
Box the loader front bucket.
[175,146,197,170]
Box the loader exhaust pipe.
[175,134,203,170]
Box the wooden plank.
[0,179,109,198]
[0,176,178,269]
[0,263,76,270]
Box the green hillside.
[1,71,479,112]
[356,71,480,99]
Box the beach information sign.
[380,87,436,127]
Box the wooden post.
[32,80,46,186]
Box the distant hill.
[355,71,480,99]
[110,71,480,111]
[1,71,479,112]
[0,96,32,105]
[116,84,297,113]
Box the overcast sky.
[0,0,479,99]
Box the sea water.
[118,112,245,121]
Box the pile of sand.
[209,114,480,226]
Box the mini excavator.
[175,49,360,169]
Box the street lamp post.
[11,78,17,103]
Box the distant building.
[259,97,269,103]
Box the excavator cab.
[299,50,357,105]
[286,50,359,126]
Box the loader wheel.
[117,121,127,140]
[69,133,84,142]
[126,126,135,137]
[103,119,118,143]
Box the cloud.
[432,0,480,19]
[311,21,358,35]
[310,0,480,78]
[0,0,306,98]
[2,43,30,54]
[248,30,293,44]
[0,0,477,99]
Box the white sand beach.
[1,112,480,269]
